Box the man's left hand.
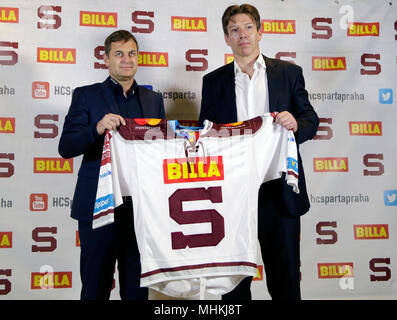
[275,111,298,133]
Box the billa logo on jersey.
[0,232,12,248]
[318,263,354,279]
[313,157,348,172]
[0,7,19,23]
[347,22,379,37]
[80,11,117,27]
[354,224,389,240]
[31,271,72,289]
[312,56,346,71]
[262,19,296,34]
[164,156,224,184]
[34,158,73,173]
[224,54,234,65]
[253,265,263,281]
[37,48,76,64]
[138,52,168,67]
[171,16,207,32]
[30,193,48,211]
[349,121,382,136]
[0,117,15,133]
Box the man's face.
[224,13,262,59]
[104,39,138,82]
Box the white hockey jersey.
[93,114,299,298]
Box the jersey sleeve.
[92,130,123,229]
[255,118,299,194]
[285,130,299,193]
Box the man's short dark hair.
[104,30,139,56]
[222,4,261,35]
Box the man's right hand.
[96,113,126,135]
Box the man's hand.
[96,113,126,135]
[275,111,298,133]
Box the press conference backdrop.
[0,0,396,300]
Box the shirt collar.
[107,76,138,97]
[234,54,266,75]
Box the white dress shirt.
[234,54,269,121]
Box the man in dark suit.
[58,30,165,300]
[199,4,319,300]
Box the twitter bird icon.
[379,89,393,104]
[384,190,397,206]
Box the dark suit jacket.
[59,78,165,221]
[199,56,319,217]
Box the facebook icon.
[379,89,393,104]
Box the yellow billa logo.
[31,272,72,289]
[163,156,224,184]
[171,16,207,32]
[0,7,19,23]
[37,48,76,64]
[34,157,73,173]
[0,117,15,133]
[0,232,12,248]
[313,157,348,172]
[349,121,382,136]
[224,54,234,65]
[312,56,346,71]
[80,11,117,27]
[354,224,389,240]
[262,19,296,34]
[138,52,168,67]
[318,263,354,279]
[347,22,379,36]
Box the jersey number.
[169,187,225,250]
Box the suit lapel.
[137,86,151,118]
[224,62,238,121]
[100,80,121,115]
[264,55,279,111]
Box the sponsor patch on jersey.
[94,194,114,214]
[163,156,224,184]
[134,118,162,126]
[221,121,244,127]
[99,170,112,179]
[287,157,298,174]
